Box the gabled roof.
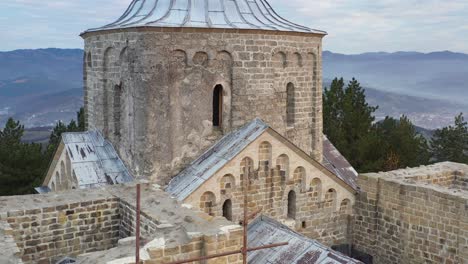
[248,216,362,263]
[83,0,326,35]
[322,136,359,190]
[166,119,358,201]
[37,131,133,193]
[166,118,268,200]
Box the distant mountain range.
[0,48,467,129]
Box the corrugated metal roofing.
[166,118,268,200]
[247,216,362,263]
[61,131,133,189]
[322,136,359,190]
[84,0,326,35]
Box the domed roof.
[84,0,326,34]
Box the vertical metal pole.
[136,184,141,264]
[242,168,248,264]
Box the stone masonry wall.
[82,28,324,184]
[1,197,120,264]
[183,131,356,247]
[144,229,244,264]
[353,163,468,264]
[119,199,158,240]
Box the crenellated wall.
[82,28,324,184]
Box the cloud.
[1,0,467,53]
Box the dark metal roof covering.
[248,216,362,263]
[166,118,268,200]
[322,135,359,190]
[84,0,326,35]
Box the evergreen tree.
[431,113,468,163]
[376,116,430,170]
[0,118,46,195]
[323,78,346,148]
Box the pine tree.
[323,78,346,151]
[340,78,378,169]
[431,113,468,163]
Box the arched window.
[220,174,235,195]
[258,141,272,168]
[222,199,233,221]
[287,190,296,219]
[276,154,289,178]
[200,192,216,216]
[339,199,352,214]
[324,189,337,211]
[310,178,322,199]
[51,181,56,191]
[286,83,295,126]
[213,85,223,127]
[87,52,92,68]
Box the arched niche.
[293,52,303,67]
[193,51,209,66]
[276,154,290,179]
[339,199,352,214]
[310,178,322,200]
[272,51,287,68]
[220,174,235,195]
[293,167,306,192]
[200,191,216,216]
[258,141,272,169]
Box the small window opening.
[222,199,233,221]
[302,221,307,228]
[213,85,223,127]
[287,190,296,219]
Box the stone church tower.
[81,0,326,183]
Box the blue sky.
[1,0,467,54]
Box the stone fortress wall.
[0,184,244,264]
[353,162,468,264]
[82,28,324,184]
[183,131,356,247]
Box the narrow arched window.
[222,199,233,221]
[60,161,66,188]
[286,83,295,126]
[324,189,337,211]
[287,190,296,219]
[51,181,56,191]
[213,84,223,127]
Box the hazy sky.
[1,0,467,53]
